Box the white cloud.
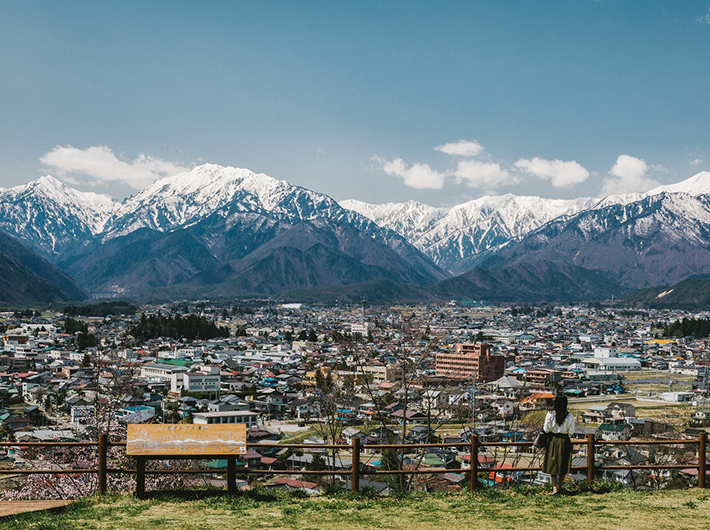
[375,156,448,189]
[40,145,190,189]
[377,139,517,191]
[697,8,710,24]
[454,159,516,189]
[601,154,660,195]
[435,140,484,158]
[690,158,704,166]
[376,139,591,193]
[514,157,589,187]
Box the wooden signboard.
[126,424,247,456]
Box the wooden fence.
[0,432,706,495]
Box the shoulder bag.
[533,431,552,449]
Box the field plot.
[566,397,696,428]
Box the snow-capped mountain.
[29,164,445,295]
[4,164,710,301]
[0,176,119,255]
[341,194,598,273]
[341,171,710,274]
[416,195,599,273]
[432,190,710,301]
[646,171,710,196]
[339,199,445,241]
[103,164,355,237]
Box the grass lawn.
[5,487,710,530]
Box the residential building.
[435,343,505,382]
[359,364,404,384]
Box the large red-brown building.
[435,343,505,382]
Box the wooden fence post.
[699,432,707,489]
[136,457,146,499]
[228,456,237,494]
[470,435,479,491]
[98,433,108,495]
[352,437,360,492]
[587,433,595,484]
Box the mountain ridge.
[0,230,88,304]
[28,164,447,297]
[4,165,710,302]
[340,171,710,274]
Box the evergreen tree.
[129,313,230,340]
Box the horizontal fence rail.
[0,432,706,496]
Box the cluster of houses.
[0,303,708,491]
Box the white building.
[171,364,220,393]
[669,362,700,376]
[351,322,372,335]
[593,347,617,358]
[158,347,199,360]
[192,410,259,426]
[582,357,641,371]
[659,391,695,403]
[69,351,86,362]
[140,363,189,381]
[13,346,39,358]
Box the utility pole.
[704,344,709,401]
[469,382,477,431]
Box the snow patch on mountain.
[646,171,710,196]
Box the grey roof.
[492,375,523,389]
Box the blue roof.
[121,405,153,413]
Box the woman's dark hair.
[553,394,569,425]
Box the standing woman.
[542,394,575,495]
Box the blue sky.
[1,1,710,206]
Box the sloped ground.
[3,487,710,530]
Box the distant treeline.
[664,317,710,338]
[13,309,41,318]
[130,313,230,341]
[509,306,562,317]
[64,301,138,317]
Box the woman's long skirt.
[542,433,572,475]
